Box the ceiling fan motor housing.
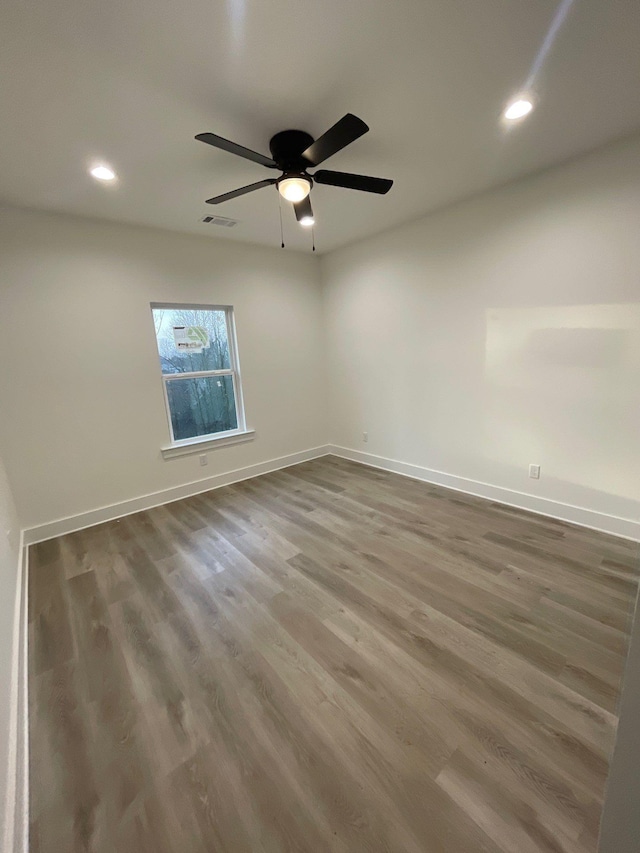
[269,130,315,172]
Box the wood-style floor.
[29,456,639,853]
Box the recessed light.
[300,216,314,227]
[90,164,116,181]
[503,98,534,121]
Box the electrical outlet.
[362,431,368,443]
[529,464,540,479]
[199,454,208,467]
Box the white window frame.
[151,302,254,458]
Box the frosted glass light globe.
[278,176,311,202]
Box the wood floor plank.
[29,456,639,852]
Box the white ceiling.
[2,0,640,254]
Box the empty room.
[1,0,640,851]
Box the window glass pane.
[166,375,238,441]
[152,307,231,374]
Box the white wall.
[0,452,21,850]
[0,209,326,532]
[321,134,640,535]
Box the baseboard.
[328,445,640,542]
[23,445,332,545]
[3,536,29,853]
[21,441,640,545]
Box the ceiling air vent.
[199,215,239,227]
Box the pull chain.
[312,225,316,252]
[277,192,285,248]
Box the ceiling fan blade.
[195,133,276,168]
[206,179,277,204]
[301,114,369,166]
[294,196,313,222]
[313,170,393,194]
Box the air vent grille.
[200,215,239,227]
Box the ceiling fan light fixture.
[278,175,311,202]
[195,114,393,238]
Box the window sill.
[161,428,255,459]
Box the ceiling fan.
[195,114,393,227]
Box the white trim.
[17,546,28,853]
[161,428,256,459]
[328,445,640,542]
[23,445,332,545]
[226,308,247,434]
[163,368,233,381]
[151,301,233,312]
[3,535,28,853]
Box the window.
[151,303,250,453]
